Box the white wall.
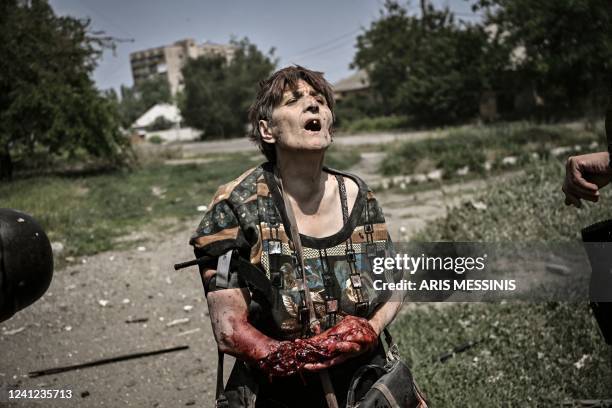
[145,127,201,142]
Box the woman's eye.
[286,98,297,105]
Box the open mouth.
[304,118,322,132]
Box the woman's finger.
[303,354,351,371]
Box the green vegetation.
[354,2,488,124]
[351,0,611,125]
[393,302,611,406]
[475,0,611,119]
[0,0,129,180]
[417,160,612,242]
[381,123,603,178]
[338,115,412,134]
[390,161,612,405]
[181,38,276,139]
[112,76,173,129]
[148,135,164,145]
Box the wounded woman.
[189,66,405,407]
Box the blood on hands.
[256,316,378,377]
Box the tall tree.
[353,1,491,124]
[0,0,128,180]
[180,38,277,139]
[475,0,612,117]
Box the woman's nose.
[304,97,320,113]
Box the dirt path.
[0,151,521,407]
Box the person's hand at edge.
[562,151,612,208]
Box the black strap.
[383,328,393,348]
[335,174,350,224]
[216,351,225,402]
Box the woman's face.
[260,79,333,156]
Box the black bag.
[581,219,612,345]
[346,329,428,408]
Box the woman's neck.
[275,150,327,204]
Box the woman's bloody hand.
[256,316,378,377]
[302,316,378,371]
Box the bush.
[341,115,412,134]
[148,135,164,145]
[146,116,175,132]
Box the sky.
[48,0,479,93]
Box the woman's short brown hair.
[248,65,336,163]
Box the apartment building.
[130,38,235,95]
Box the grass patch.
[392,161,612,405]
[381,122,603,178]
[416,161,612,241]
[393,302,611,406]
[339,115,412,134]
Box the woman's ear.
[259,120,276,145]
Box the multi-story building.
[130,38,235,95]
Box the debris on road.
[51,241,65,254]
[470,200,488,211]
[125,317,149,324]
[176,328,201,337]
[2,326,26,336]
[546,263,570,276]
[166,318,190,327]
[28,345,190,378]
[434,339,482,363]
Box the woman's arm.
[206,281,279,361]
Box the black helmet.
[0,209,53,322]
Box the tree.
[0,0,129,180]
[116,76,172,129]
[180,38,277,139]
[475,0,612,118]
[353,1,492,124]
